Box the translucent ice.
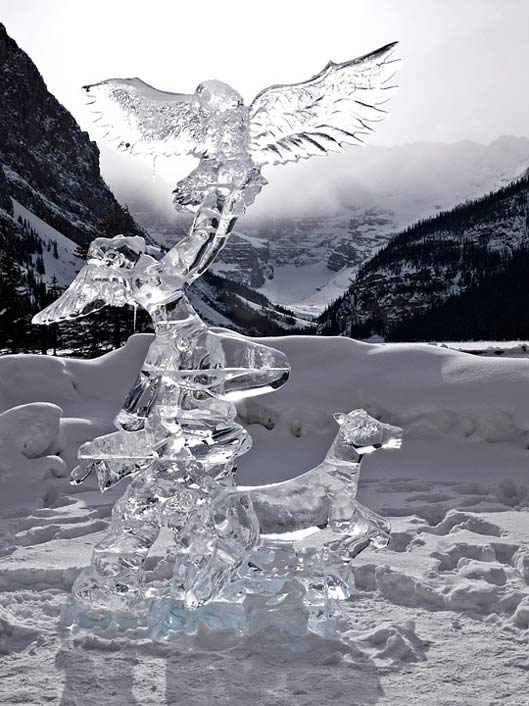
[33,42,400,636]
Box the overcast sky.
[2,0,529,143]
[1,0,529,208]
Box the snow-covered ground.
[2,335,529,705]
[438,341,529,359]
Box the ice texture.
[32,42,400,636]
[83,42,398,210]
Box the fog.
[1,0,528,217]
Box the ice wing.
[248,42,399,165]
[32,265,133,325]
[83,77,209,158]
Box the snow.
[2,334,529,704]
[437,341,529,358]
[135,138,529,313]
[11,199,82,287]
[257,262,355,311]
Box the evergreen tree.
[100,203,135,237]
[0,226,31,352]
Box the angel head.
[83,42,399,211]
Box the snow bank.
[2,333,529,494]
[1,334,529,703]
[0,403,65,513]
[237,336,529,483]
[264,336,529,430]
[0,336,148,512]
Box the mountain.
[0,22,153,353]
[0,24,142,353]
[388,247,529,342]
[0,23,138,248]
[127,137,529,315]
[318,174,529,339]
[189,273,308,336]
[0,158,11,214]
[0,24,299,349]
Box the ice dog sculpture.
[33,43,401,635]
[151,409,400,637]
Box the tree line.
[0,207,152,356]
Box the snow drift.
[2,334,529,704]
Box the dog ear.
[333,412,346,426]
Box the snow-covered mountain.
[3,335,529,701]
[319,173,529,340]
[129,137,529,316]
[0,23,140,250]
[0,23,151,352]
[0,23,298,345]
[0,21,145,299]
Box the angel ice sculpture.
[33,43,401,636]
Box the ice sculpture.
[33,42,401,636]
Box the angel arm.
[248,42,400,165]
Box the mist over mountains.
[118,136,529,314]
[1,20,528,347]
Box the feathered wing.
[248,42,400,165]
[83,77,209,158]
[32,265,133,325]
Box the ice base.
[62,588,337,641]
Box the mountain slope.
[388,247,529,341]
[0,22,138,247]
[0,23,147,353]
[0,158,11,214]
[189,273,310,336]
[132,137,529,313]
[318,174,529,338]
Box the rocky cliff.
[319,175,529,339]
[0,23,139,246]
